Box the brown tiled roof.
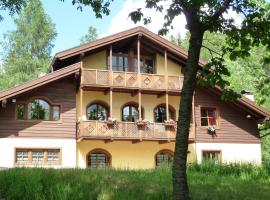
[0,62,80,101]
[52,26,206,67]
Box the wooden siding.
[0,77,76,139]
[194,88,260,144]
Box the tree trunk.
[173,27,204,200]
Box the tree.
[128,1,270,199]
[0,0,26,21]
[80,26,98,44]
[172,31,270,163]
[0,0,57,91]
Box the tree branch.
[204,0,234,30]
[260,132,270,138]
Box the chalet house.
[0,27,269,169]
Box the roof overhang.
[205,87,270,120]
[52,26,206,70]
[0,62,80,102]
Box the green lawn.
[0,164,270,200]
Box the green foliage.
[172,31,270,163]
[0,164,270,200]
[80,26,98,44]
[0,0,26,21]
[0,0,57,91]
[60,0,113,18]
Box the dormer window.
[16,98,60,121]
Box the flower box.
[164,120,176,127]
[106,118,117,126]
[207,126,216,135]
[136,120,148,126]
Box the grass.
[0,163,270,200]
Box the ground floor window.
[202,151,221,163]
[155,150,174,167]
[15,148,61,166]
[87,149,111,168]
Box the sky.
[0,0,188,58]
[0,0,242,60]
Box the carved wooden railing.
[77,120,195,141]
[81,69,184,91]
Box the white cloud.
[105,1,243,40]
[105,0,187,39]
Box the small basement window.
[87,149,111,168]
[200,107,218,127]
[155,150,174,167]
[202,151,221,163]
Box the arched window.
[87,149,111,168]
[154,104,175,123]
[86,102,108,120]
[17,98,60,121]
[122,103,140,122]
[155,150,174,167]
[28,99,50,120]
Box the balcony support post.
[110,89,113,118]
[137,35,141,87]
[138,91,142,120]
[166,92,169,121]
[80,88,83,121]
[164,49,168,90]
[109,45,113,86]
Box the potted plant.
[164,119,176,127]
[106,117,117,126]
[207,126,216,135]
[136,119,148,127]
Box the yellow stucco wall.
[77,91,180,121]
[81,50,182,76]
[77,140,196,169]
[82,50,107,70]
[156,53,182,75]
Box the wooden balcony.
[81,69,184,92]
[77,120,195,141]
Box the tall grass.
[0,163,269,200]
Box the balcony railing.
[77,120,195,141]
[81,69,184,91]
